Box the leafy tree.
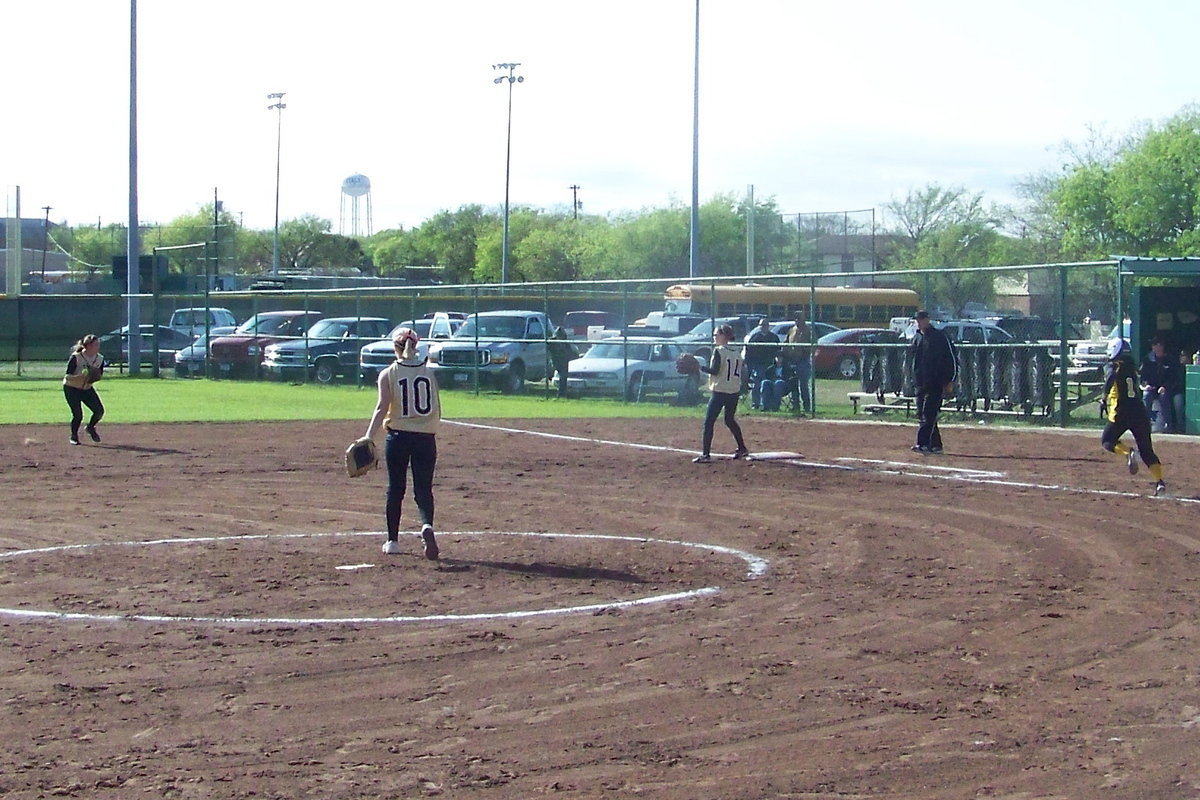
[61,224,126,279]
[907,221,1002,316]
[1041,108,1200,258]
[514,222,586,282]
[235,215,365,273]
[884,184,986,253]
[603,205,689,279]
[368,205,491,284]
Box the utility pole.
[569,184,581,220]
[40,205,52,279]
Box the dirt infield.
[1,416,1198,799]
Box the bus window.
[836,305,854,322]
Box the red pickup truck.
[208,310,323,378]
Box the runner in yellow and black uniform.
[1101,338,1166,497]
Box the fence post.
[809,275,817,417]
[622,283,629,404]
[472,286,480,395]
[543,283,551,398]
[1058,264,1069,427]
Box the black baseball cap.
[914,310,930,320]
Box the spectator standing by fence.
[785,314,812,414]
[909,310,957,454]
[548,326,578,398]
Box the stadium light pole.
[689,0,700,279]
[493,63,523,285]
[268,92,286,276]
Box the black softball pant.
[384,429,437,539]
[701,390,746,456]
[1102,412,1160,467]
[63,385,104,439]
[915,383,944,449]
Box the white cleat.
[382,540,401,555]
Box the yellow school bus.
[662,283,919,328]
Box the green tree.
[1042,108,1200,258]
[907,222,1003,316]
[884,184,986,254]
[62,224,126,280]
[236,215,364,273]
[604,205,689,279]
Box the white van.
[169,307,238,339]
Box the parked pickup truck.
[262,316,392,384]
[427,310,552,393]
[209,310,323,378]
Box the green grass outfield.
[0,374,707,425]
[1,361,1104,428]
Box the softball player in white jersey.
[365,327,442,559]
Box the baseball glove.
[344,437,377,478]
[675,352,700,376]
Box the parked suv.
[428,310,552,393]
[672,315,758,360]
[262,316,392,384]
[209,310,323,378]
[168,307,237,339]
[100,325,196,369]
[359,313,462,384]
[937,319,1014,344]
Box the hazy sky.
[5,0,1197,233]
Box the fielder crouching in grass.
[364,327,442,560]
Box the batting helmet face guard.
[1106,338,1130,360]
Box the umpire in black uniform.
[909,310,958,454]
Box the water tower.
[339,174,373,237]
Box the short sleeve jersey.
[380,358,441,435]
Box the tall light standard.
[689,0,700,279]
[492,63,523,285]
[267,91,286,275]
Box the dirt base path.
[0,416,1197,799]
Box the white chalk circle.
[0,531,769,626]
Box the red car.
[208,310,323,378]
[812,327,904,379]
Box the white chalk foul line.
[0,531,768,626]
[837,457,1006,479]
[448,421,1197,505]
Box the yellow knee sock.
[1113,442,1132,457]
[1149,463,1164,481]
